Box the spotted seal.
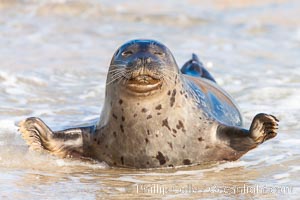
[19,39,279,168]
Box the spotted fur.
[19,39,279,169]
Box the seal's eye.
[122,50,133,57]
[154,51,165,56]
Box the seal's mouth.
[126,75,162,93]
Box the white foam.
[79,90,97,99]
[280,139,300,146]
[273,173,290,180]
[0,71,17,86]
[290,166,300,173]
[0,120,17,134]
[31,109,54,116]
[55,159,109,169]
[211,161,252,172]
[113,176,147,183]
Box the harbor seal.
[19,39,279,168]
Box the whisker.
[109,72,125,82]
[106,75,122,86]
[113,60,128,64]
[108,66,126,72]
[109,64,127,67]
[161,69,176,78]
[106,70,127,86]
[161,68,179,76]
[160,73,173,87]
[109,66,126,69]
[108,69,125,75]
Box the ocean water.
[0,0,299,199]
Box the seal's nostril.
[137,58,142,65]
[136,57,151,64]
[146,57,152,63]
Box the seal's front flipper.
[249,113,278,144]
[217,113,278,154]
[181,53,216,83]
[19,117,94,159]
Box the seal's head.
[107,39,179,97]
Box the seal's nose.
[137,57,152,64]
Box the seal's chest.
[103,108,214,168]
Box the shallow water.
[0,0,299,199]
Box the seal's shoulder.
[184,75,243,126]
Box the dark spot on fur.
[170,97,175,107]
[97,140,100,145]
[172,134,176,137]
[113,162,116,165]
[119,99,123,105]
[176,120,186,133]
[147,115,152,119]
[199,117,202,120]
[112,113,118,120]
[162,118,171,131]
[172,129,177,134]
[170,89,176,107]
[205,145,210,149]
[185,94,188,99]
[179,120,184,127]
[156,151,166,165]
[167,90,171,95]
[146,161,150,165]
[157,112,161,115]
[183,159,191,165]
[94,138,97,142]
[141,108,147,113]
[113,131,117,138]
[137,102,140,105]
[121,156,124,165]
[155,104,162,110]
[167,142,173,149]
[121,116,125,122]
[145,138,149,144]
[168,164,174,167]
[134,113,137,117]
[156,134,158,137]
[180,90,183,95]
[105,145,108,148]
[120,124,124,133]
[147,130,150,135]
[198,137,204,142]
[183,145,185,149]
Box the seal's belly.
[185,75,243,127]
[95,124,225,168]
[94,100,235,168]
